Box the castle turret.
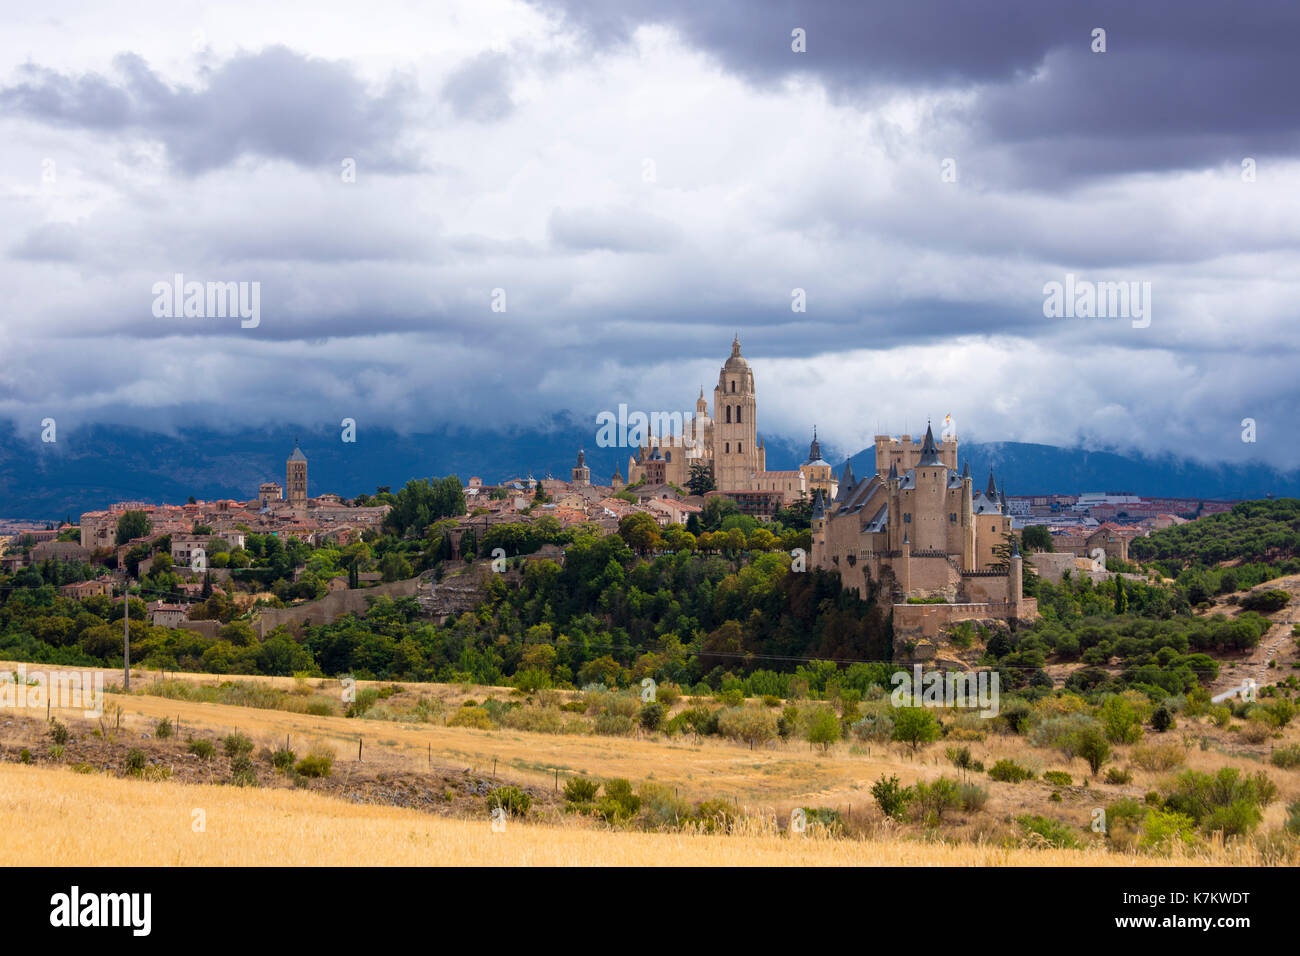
[1009,534,1024,618]
[286,440,308,510]
[571,447,590,487]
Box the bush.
[718,705,779,750]
[47,719,70,746]
[871,774,913,820]
[448,706,495,730]
[294,746,334,778]
[124,748,147,773]
[222,733,254,759]
[1131,741,1185,772]
[1162,767,1278,836]
[693,799,738,833]
[1042,770,1073,787]
[1017,814,1080,849]
[271,746,296,772]
[1077,726,1111,775]
[1105,767,1133,785]
[1239,717,1273,744]
[1151,704,1175,733]
[1240,589,1289,613]
[155,717,174,740]
[912,777,961,825]
[187,738,216,759]
[851,711,894,743]
[803,706,842,751]
[957,782,989,812]
[488,785,532,817]
[989,759,1034,783]
[1269,744,1300,769]
[595,778,641,823]
[1286,799,1300,836]
[230,754,258,786]
[1098,696,1144,744]
[19,748,32,764]
[563,777,599,804]
[594,712,636,736]
[638,701,667,732]
[1139,807,1198,850]
[891,706,941,752]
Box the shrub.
[1106,797,1144,833]
[1105,767,1133,785]
[638,783,693,830]
[1239,589,1289,613]
[222,733,254,759]
[694,799,737,833]
[563,777,599,804]
[1286,800,1300,836]
[1098,696,1144,744]
[1162,767,1278,836]
[1151,704,1175,733]
[595,778,641,823]
[1017,814,1080,849]
[1042,770,1073,787]
[912,777,961,825]
[1139,807,1198,851]
[1239,717,1273,744]
[47,719,70,746]
[1077,726,1112,775]
[715,688,745,707]
[124,748,147,773]
[499,705,564,734]
[187,738,216,759]
[1269,744,1300,769]
[638,701,667,732]
[230,754,258,786]
[718,705,779,750]
[594,713,636,736]
[989,759,1034,783]
[487,785,532,817]
[448,706,495,730]
[1131,741,1185,772]
[851,711,894,743]
[872,774,913,821]
[294,746,335,778]
[155,717,174,740]
[957,782,989,812]
[271,746,296,772]
[19,748,32,764]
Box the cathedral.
[625,336,838,510]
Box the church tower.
[712,335,759,490]
[571,447,591,487]
[286,440,308,509]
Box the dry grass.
[0,762,1266,867]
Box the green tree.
[1114,575,1128,615]
[687,461,716,497]
[892,706,941,752]
[1021,525,1053,552]
[115,511,152,546]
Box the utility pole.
[123,584,130,691]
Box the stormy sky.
[2,0,1298,468]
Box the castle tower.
[712,335,758,490]
[810,489,827,569]
[571,447,591,487]
[286,440,308,509]
[611,465,624,491]
[960,460,975,571]
[1009,535,1024,618]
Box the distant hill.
[1,420,1297,520]
[841,441,1299,503]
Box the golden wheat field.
[3,662,1297,865]
[0,762,1268,866]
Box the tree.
[687,461,716,497]
[115,511,152,546]
[618,512,662,554]
[1077,726,1111,774]
[699,495,740,532]
[1114,574,1128,615]
[892,706,941,752]
[379,551,413,582]
[804,706,842,751]
[1021,525,1053,552]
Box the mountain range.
[1,419,1293,520]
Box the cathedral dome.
[724,334,748,369]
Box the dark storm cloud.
[533,0,1300,180]
[0,46,421,174]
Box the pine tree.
[1114,574,1128,615]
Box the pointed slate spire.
[839,458,855,497]
[811,489,825,521]
[986,468,998,498]
[918,421,943,466]
[888,461,898,481]
[961,459,970,480]
[1011,535,1021,558]
[807,426,822,464]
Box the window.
[730,381,735,392]
[725,406,731,423]
[738,442,743,454]
[950,513,957,522]
[904,513,911,523]
[736,407,742,423]
[725,442,730,454]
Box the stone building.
[286,441,308,509]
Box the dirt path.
[1209,574,1300,696]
